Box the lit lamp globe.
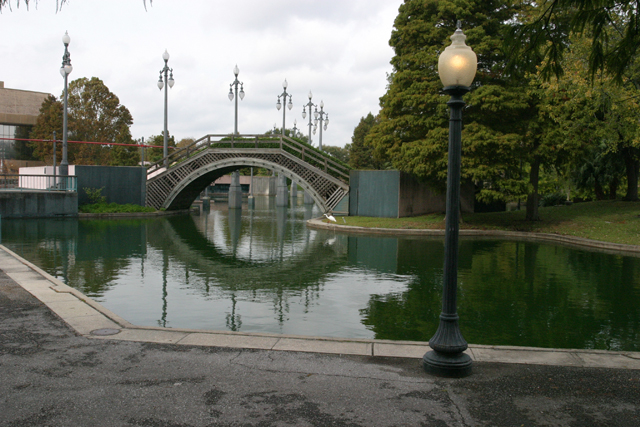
[438,26,477,89]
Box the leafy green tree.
[177,137,195,149]
[146,132,175,164]
[538,35,640,202]
[322,145,350,164]
[572,143,625,200]
[366,0,530,207]
[30,79,140,167]
[349,113,382,169]
[67,77,137,166]
[506,0,640,82]
[29,95,63,163]
[13,125,36,160]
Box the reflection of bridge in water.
[144,208,349,329]
[146,212,348,291]
[145,134,350,214]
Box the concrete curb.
[307,218,640,255]
[2,244,639,370]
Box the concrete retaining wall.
[349,170,399,218]
[19,165,146,207]
[349,170,474,218]
[0,191,77,218]
[75,165,146,206]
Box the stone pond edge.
[306,218,640,255]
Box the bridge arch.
[146,136,350,214]
[162,156,331,211]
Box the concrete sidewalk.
[1,247,640,426]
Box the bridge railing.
[146,134,350,183]
[0,174,77,192]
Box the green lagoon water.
[2,197,640,351]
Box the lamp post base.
[423,350,472,378]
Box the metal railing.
[0,174,77,192]
[146,134,351,183]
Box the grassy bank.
[79,203,157,214]
[338,200,640,246]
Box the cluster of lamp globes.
[157,50,175,90]
[59,31,73,77]
[227,65,244,101]
[302,94,329,135]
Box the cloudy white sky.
[1,0,403,148]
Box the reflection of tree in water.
[359,237,444,342]
[66,220,149,298]
[2,218,149,299]
[145,213,348,330]
[360,237,640,351]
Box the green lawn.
[338,200,640,246]
[79,203,157,214]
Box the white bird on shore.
[323,213,336,222]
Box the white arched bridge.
[145,134,350,214]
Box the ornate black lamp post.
[312,101,329,150]
[228,65,245,135]
[60,31,73,179]
[301,91,316,145]
[276,79,293,136]
[423,22,477,378]
[157,49,175,168]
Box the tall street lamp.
[301,91,316,145]
[228,65,245,134]
[157,49,175,168]
[59,31,73,179]
[276,79,293,136]
[312,101,329,150]
[422,22,477,378]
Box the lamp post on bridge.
[276,79,293,136]
[60,31,73,179]
[422,22,477,378]
[157,49,175,168]
[301,91,316,146]
[312,101,329,151]
[228,65,245,135]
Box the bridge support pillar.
[303,191,314,205]
[202,196,211,211]
[276,174,289,207]
[290,180,298,198]
[229,171,243,209]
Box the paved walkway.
[1,245,640,426]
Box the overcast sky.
[1,0,403,148]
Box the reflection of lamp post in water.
[226,294,242,331]
[422,22,477,378]
[160,251,169,327]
